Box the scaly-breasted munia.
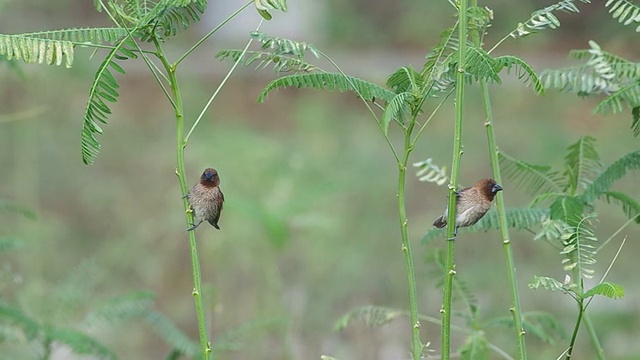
[185,168,224,231]
[432,178,503,237]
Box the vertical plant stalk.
[583,314,605,360]
[480,82,527,360]
[567,297,585,360]
[153,38,211,360]
[398,120,422,360]
[442,0,468,358]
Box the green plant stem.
[442,0,468,358]
[583,314,605,360]
[480,82,527,360]
[566,299,584,360]
[175,0,254,67]
[398,120,422,360]
[185,20,262,143]
[152,37,211,360]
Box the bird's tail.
[433,216,447,228]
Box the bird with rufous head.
[184,168,224,231]
[432,178,503,239]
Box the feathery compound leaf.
[559,214,598,279]
[135,0,207,41]
[0,301,41,339]
[382,92,412,134]
[600,191,640,223]
[258,73,396,103]
[529,275,574,293]
[83,291,155,328]
[413,158,448,185]
[387,66,422,94]
[564,136,602,194]
[250,31,317,58]
[144,311,200,356]
[253,0,287,20]
[604,0,640,30]
[464,46,501,83]
[334,306,405,331]
[45,328,116,360]
[82,36,137,165]
[510,0,583,38]
[632,106,640,136]
[584,282,624,299]
[549,196,585,224]
[0,199,36,219]
[215,49,316,73]
[0,28,128,68]
[494,55,544,94]
[499,152,564,195]
[459,332,489,360]
[581,150,640,203]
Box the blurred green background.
[1,1,639,359]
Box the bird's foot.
[186,221,202,231]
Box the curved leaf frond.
[549,195,585,224]
[140,1,207,41]
[215,49,316,73]
[563,135,602,194]
[603,0,640,31]
[584,282,624,299]
[257,73,396,103]
[600,191,640,223]
[382,92,412,134]
[45,328,116,360]
[485,311,568,344]
[494,55,544,94]
[509,0,582,39]
[581,150,640,201]
[413,158,448,185]
[250,31,318,58]
[421,25,458,95]
[83,291,155,328]
[499,151,564,195]
[0,301,41,339]
[0,27,128,68]
[254,0,288,20]
[144,311,200,356]
[464,46,500,83]
[559,214,598,279]
[387,66,422,94]
[529,275,575,293]
[81,36,137,164]
[334,305,405,331]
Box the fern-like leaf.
[258,73,396,103]
[253,0,287,20]
[584,282,624,299]
[600,191,640,223]
[250,31,317,58]
[382,92,412,134]
[563,135,602,194]
[494,55,544,94]
[215,49,316,73]
[211,317,286,355]
[45,327,116,360]
[559,214,598,279]
[604,0,640,31]
[529,275,575,293]
[0,301,41,339]
[459,331,489,360]
[421,25,458,95]
[387,66,422,94]
[0,28,128,68]
[144,311,200,356]
[334,305,405,331]
[499,152,564,195]
[82,36,137,164]
[83,291,155,329]
[464,46,501,83]
[581,150,640,203]
[549,195,585,224]
[0,199,37,219]
[413,158,448,185]
[510,0,583,38]
[632,106,640,136]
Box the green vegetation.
[1,0,639,359]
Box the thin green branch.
[184,20,264,144]
[595,214,638,253]
[152,37,211,360]
[412,88,454,144]
[566,300,584,360]
[175,0,254,67]
[442,1,467,359]
[582,314,606,360]
[318,51,400,163]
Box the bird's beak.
[493,184,503,192]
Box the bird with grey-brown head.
[185,168,224,231]
[432,178,502,239]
